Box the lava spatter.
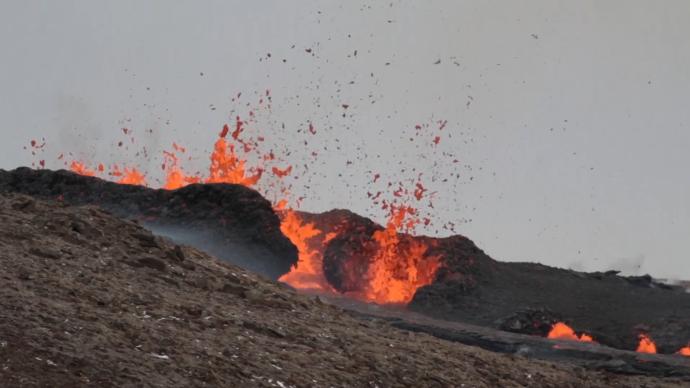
[636,334,657,354]
[547,322,594,343]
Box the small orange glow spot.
[636,334,657,354]
[547,322,594,343]
[69,161,96,177]
[115,167,146,186]
[162,149,201,190]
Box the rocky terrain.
[1,192,685,387]
[3,167,690,354]
[0,167,297,279]
[297,205,690,352]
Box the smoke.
[567,254,646,276]
[54,94,101,162]
[51,94,166,180]
[145,223,288,280]
[603,254,646,276]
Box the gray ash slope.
[2,167,690,354]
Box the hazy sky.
[2,1,689,279]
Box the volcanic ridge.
[2,167,690,386]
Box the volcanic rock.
[302,209,690,353]
[0,167,297,279]
[2,192,676,387]
[412,252,690,353]
[4,168,690,358]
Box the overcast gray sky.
[2,1,689,279]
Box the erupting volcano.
[16,101,690,364]
[57,117,442,306]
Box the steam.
[144,223,287,279]
[567,254,646,276]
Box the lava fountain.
[62,120,441,306]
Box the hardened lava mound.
[0,167,297,279]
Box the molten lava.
[111,165,146,186]
[678,345,690,357]
[70,161,96,177]
[206,125,263,186]
[277,210,333,291]
[636,334,657,354]
[358,206,441,304]
[277,205,442,305]
[70,162,146,185]
[547,322,594,342]
[162,147,201,190]
[61,118,442,305]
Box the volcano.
[6,190,685,386]
[0,168,690,353]
[3,166,690,366]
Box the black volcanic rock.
[302,209,690,353]
[410,248,690,353]
[0,167,297,279]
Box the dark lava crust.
[0,167,297,279]
[301,208,690,353]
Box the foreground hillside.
[0,193,681,387]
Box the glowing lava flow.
[277,210,334,291]
[547,322,594,342]
[678,345,690,356]
[636,334,658,354]
[358,206,441,304]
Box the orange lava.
[69,122,269,191]
[547,322,594,342]
[162,149,201,190]
[678,345,690,356]
[70,161,145,185]
[359,206,441,304]
[69,161,96,177]
[206,125,262,187]
[277,210,333,291]
[636,334,657,354]
[63,118,442,305]
[111,165,146,186]
[277,205,441,305]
